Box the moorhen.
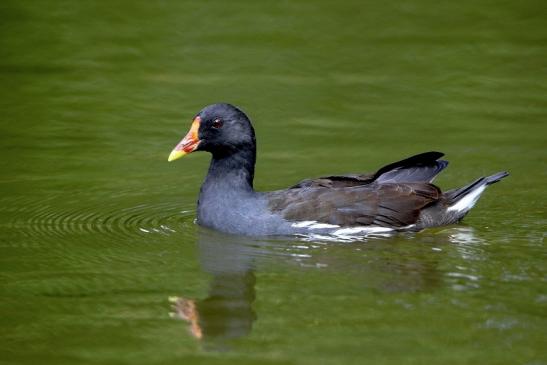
[168,103,508,237]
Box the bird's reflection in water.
[170,226,485,347]
[170,229,263,349]
[170,272,256,344]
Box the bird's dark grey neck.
[203,148,256,192]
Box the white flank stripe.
[292,220,340,229]
[293,222,417,240]
[447,185,486,212]
[333,226,394,236]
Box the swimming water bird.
[168,103,508,238]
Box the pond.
[1,1,545,364]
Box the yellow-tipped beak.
[168,117,201,162]
[168,149,187,162]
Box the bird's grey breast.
[197,186,291,235]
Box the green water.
[1,1,546,364]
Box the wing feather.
[268,183,441,228]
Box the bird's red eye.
[212,118,223,129]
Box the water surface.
[1,1,546,364]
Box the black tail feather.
[445,171,509,204]
[484,171,509,185]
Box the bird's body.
[168,103,508,238]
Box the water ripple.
[1,195,194,241]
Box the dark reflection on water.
[171,230,260,349]
[170,226,487,348]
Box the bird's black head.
[168,103,256,161]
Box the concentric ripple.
[0,194,195,240]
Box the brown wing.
[268,182,441,227]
